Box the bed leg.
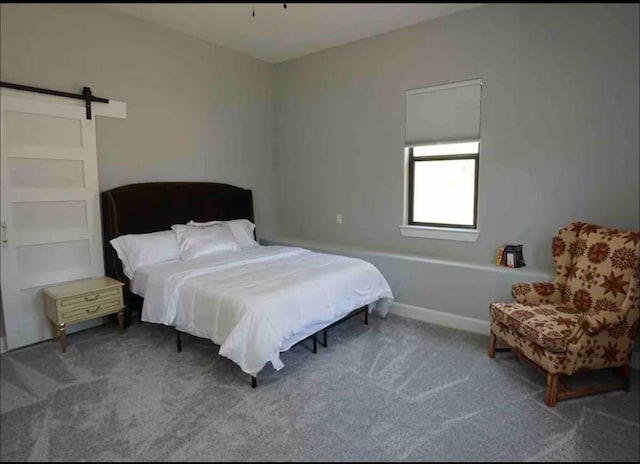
[138,309,143,324]
[364,306,369,325]
[251,376,257,388]
[313,332,317,353]
[321,329,327,348]
[176,330,182,353]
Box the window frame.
[406,144,480,230]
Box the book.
[503,245,514,268]
[514,244,526,268]
[498,244,526,268]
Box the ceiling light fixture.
[252,3,288,18]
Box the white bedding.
[141,245,393,376]
[130,260,181,297]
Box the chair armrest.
[511,282,564,305]
[581,275,638,335]
[581,310,626,335]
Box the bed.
[101,182,393,386]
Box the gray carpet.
[1,313,638,462]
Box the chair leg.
[545,372,559,407]
[488,331,497,359]
[619,364,631,392]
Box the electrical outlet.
[336,213,343,224]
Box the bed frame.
[100,182,368,387]
[101,182,255,325]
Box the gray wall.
[267,236,553,325]
[0,3,277,343]
[0,3,277,239]
[274,3,639,273]
[1,3,638,347]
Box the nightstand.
[43,277,125,352]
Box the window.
[407,141,479,228]
[403,79,482,239]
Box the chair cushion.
[489,302,584,352]
[565,225,639,312]
[491,321,569,374]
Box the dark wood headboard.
[100,182,254,286]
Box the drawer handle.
[84,294,100,302]
[86,305,101,313]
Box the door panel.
[13,200,88,232]
[1,93,104,350]
[5,110,83,148]
[16,240,92,273]
[8,157,86,189]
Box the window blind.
[405,80,481,146]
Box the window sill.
[399,225,479,242]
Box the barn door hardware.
[0,81,109,120]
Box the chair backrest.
[553,222,640,312]
[552,222,584,292]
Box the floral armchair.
[489,222,639,406]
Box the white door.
[1,93,104,350]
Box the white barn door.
[1,93,105,350]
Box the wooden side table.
[43,277,125,352]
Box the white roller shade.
[405,80,481,145]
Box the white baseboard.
[1,301,637,369]
[389,302,490,336]
[389,302,640,370]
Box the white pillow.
[110,230,180,280]
[172,223,241,260]
[187,219,259,249]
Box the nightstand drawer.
[59,288,121,308]
[43,277,126,353]
[61,298,123,322]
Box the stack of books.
[495,244,526,268]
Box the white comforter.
[142,245,393,375]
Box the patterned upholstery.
[566,224,638,311]
[489,303,582,352]
[490,222,639,376]
[491,321,569,374]
[512,282,564,305]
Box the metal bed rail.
[175,304,370,388]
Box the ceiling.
[104,3,482,64]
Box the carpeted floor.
[1,313,638,462]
